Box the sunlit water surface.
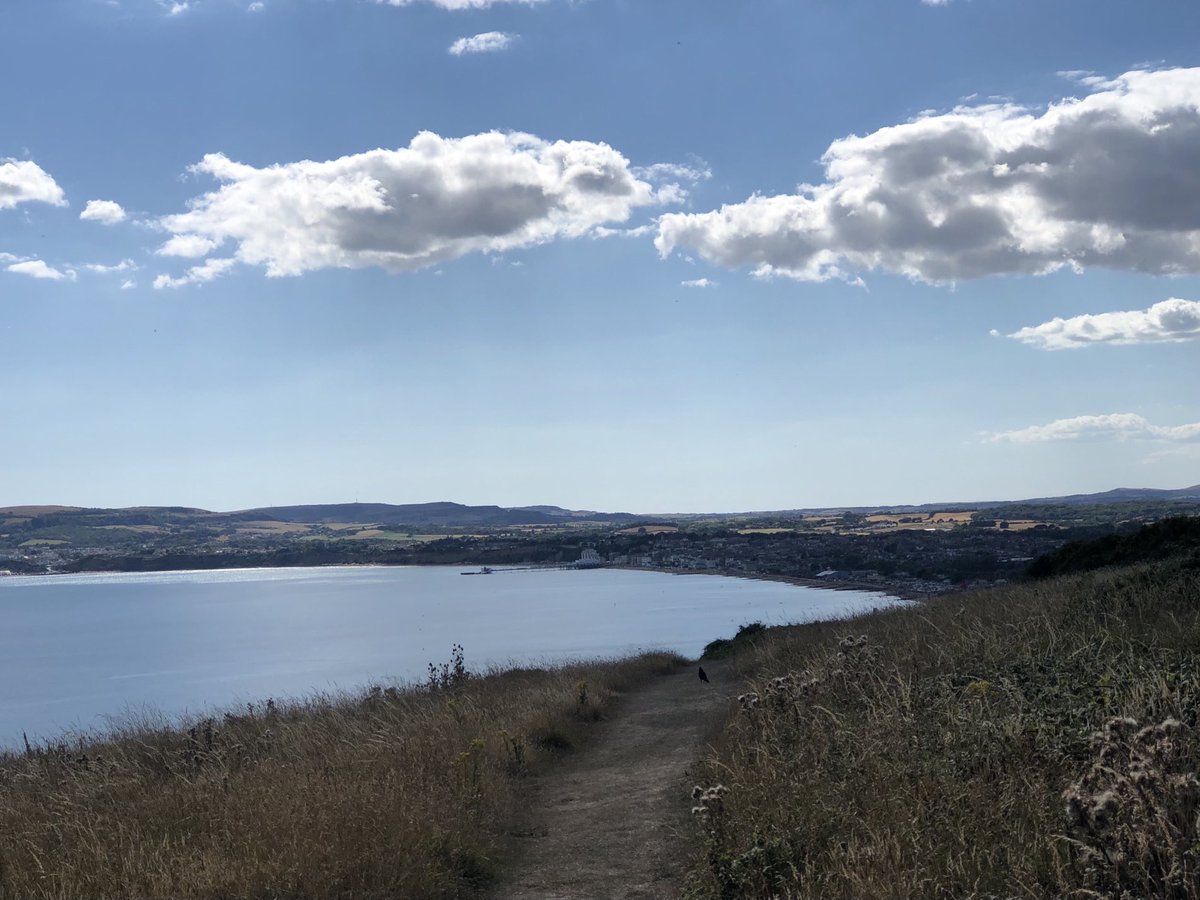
[0,565,900,746]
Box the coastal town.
[4,491,1197,595]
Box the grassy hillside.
[0,650,683,899]
[685,560,1200,898]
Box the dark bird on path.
[698,666,710,683]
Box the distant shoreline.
[606,564,927,601]
[4,559,926,599]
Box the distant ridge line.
[1,485,1197,525]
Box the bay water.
[0,565,899,747]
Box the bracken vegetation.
[685,559,1200,899]
[1027,515,1200,580]
[0,649,684,899]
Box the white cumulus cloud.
[157,234,218,257]
[658,67,1200,283]
[991,413,1200,443]
[0,160,67,210]
[6,259,75,281]
[681,278,717,288]
[153,257,237,289]
[79,199,128,225]
[449,31,515,56]
[1007,298,1200,349]
[156,130,673,278]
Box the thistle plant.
[1062,715,1200,897]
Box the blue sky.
[2,0,1199,512]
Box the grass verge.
[686,560,1200,898]
[0,649,685,899]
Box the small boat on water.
[460,566,494,575]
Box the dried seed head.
[1134,725,1160,745]
[1063,786,1087,826]
[1091,790,1119,827]
[1105,717,1138,737]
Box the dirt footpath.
[495,660,735,900]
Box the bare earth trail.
[495,660,736,900]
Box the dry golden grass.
[862,512,988,529]
[0,650,684,899]
[233,521,316,535]
[927,510,975,523]
[686,561,1200,899]
[997,519,1041,531]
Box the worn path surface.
[494,661,736,900]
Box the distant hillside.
[1017,485,1200,506]
[3,485,1197,530]
[695,484,1200,517]
[0,501,638,531]
[237,502,554,527]
[510,505,635,519]
[0,506,84,517]
[238,502,638,527]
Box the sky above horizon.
[3,0,1199,513]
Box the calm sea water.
[0,565,898,746]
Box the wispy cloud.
[449,31,515,56]
[153,257,237,289]
[1004,298,1200,349]
[634,162,712,184]
[85,259,138,274]
[376,0,548,9]
[991,413,1200,443]
[6,259,76,281]
[681,278,717,288]
[591,224,654,239]
[658,67,1200,283]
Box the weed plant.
[0,649,684,899]
[685,561,1200,899]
